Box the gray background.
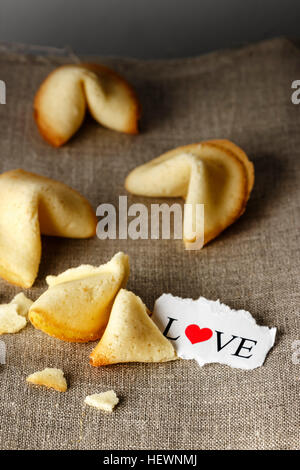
[0,0,299,58]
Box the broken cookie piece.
[84,390,119,412]
[26,368,67,392]
[0,304,27,334]
[10,292,33,317]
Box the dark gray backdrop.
[0,0,299,58]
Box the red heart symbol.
[185,324,213,344]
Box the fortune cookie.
[29,252,129,342]
[34,64,141,146]
[125,140,254,248]
[0,169,96,288]
[90,289,176,366]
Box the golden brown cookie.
[0,169,96,288]
[125,140,254,248]
[34,64,141,146]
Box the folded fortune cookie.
[125,139,254,248]
[29,252,129,342]
[34,64,141,146]
[0,169,96,288]
[90,288,176,366]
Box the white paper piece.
[152,294,276,370]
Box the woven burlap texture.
[0,38,299,450]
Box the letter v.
[215,330,238,352]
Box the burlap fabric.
[0,38,299,450]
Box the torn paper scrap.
[152,294,276,370]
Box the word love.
[152,294,276,370]
[165,320,258,360]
